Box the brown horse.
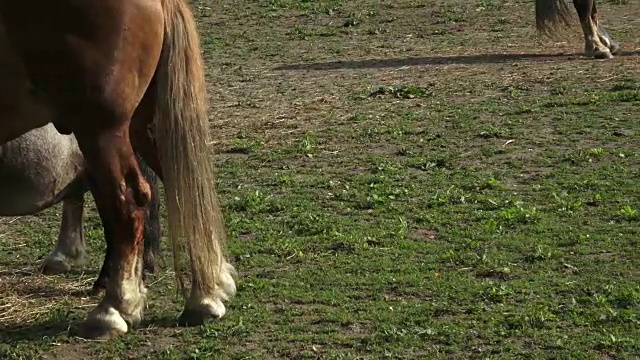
[0,0,235,339]
[536,0,621,59]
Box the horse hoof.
[39,258,72,275]
[609,43,622,55]
[593,50,613,59]
[89,275,108,296]
[80,323,127,340]
[89,283,106,296]
[143,255,157,275]
[178,263,236,326]
[80,306,129,339]
[178,297,226,326]
[143,264,156,275]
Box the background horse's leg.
[590,0,621,55]
[573,0,612,59]
[40,182,87,275]
[534,0,616,59]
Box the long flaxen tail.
[535,0,574,36]
[154,0,236,303]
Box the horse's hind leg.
[591,1,621,55]
[40,182,87,275]
[573,0,612,59]
[72,128,151,338]
[90,155,161,296]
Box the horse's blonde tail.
[535,0,574,36]
[155,0,235,305]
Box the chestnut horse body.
[0,0,235,338]
[0,123,161,293]
[536,0,621,59]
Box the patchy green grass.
[1,0,640,359]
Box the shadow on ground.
[0,319,74,343]
[1,314,183,343]
[275,51,640,71]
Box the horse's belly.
[0,20,54,145]
[0,124,85,216]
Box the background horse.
[0,0,236,339]
[536,0,621,59]
[0,123,161,294]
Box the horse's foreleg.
[89,156,161,296]
[77,128,151,339]
[40,183,87,274]
[573,0,612,59]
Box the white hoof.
[178,262,237,326]
[81,305,128,339]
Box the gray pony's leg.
[40,182,87,274]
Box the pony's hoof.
[80,306,128,339]
[39,257,72,275]
[609,42,622,55]
[178,297,226,326]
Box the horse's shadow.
[0,268,182,343]
[0,309,180,344]
[1,319,74,343]
[2,315,185,343]
[274,50,640,71]
[0,267,100,297]
[0,267,98,342]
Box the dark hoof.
[143,255,156,275]
[78,323,126,340]
[593,50,613,60]
[609,43,622,55]
[39,259,72,275]
[77,308,129,339]
[178,306,222,327]
[143,265,156,275]
[90,279,107,296]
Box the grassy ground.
[1,0,639,359]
